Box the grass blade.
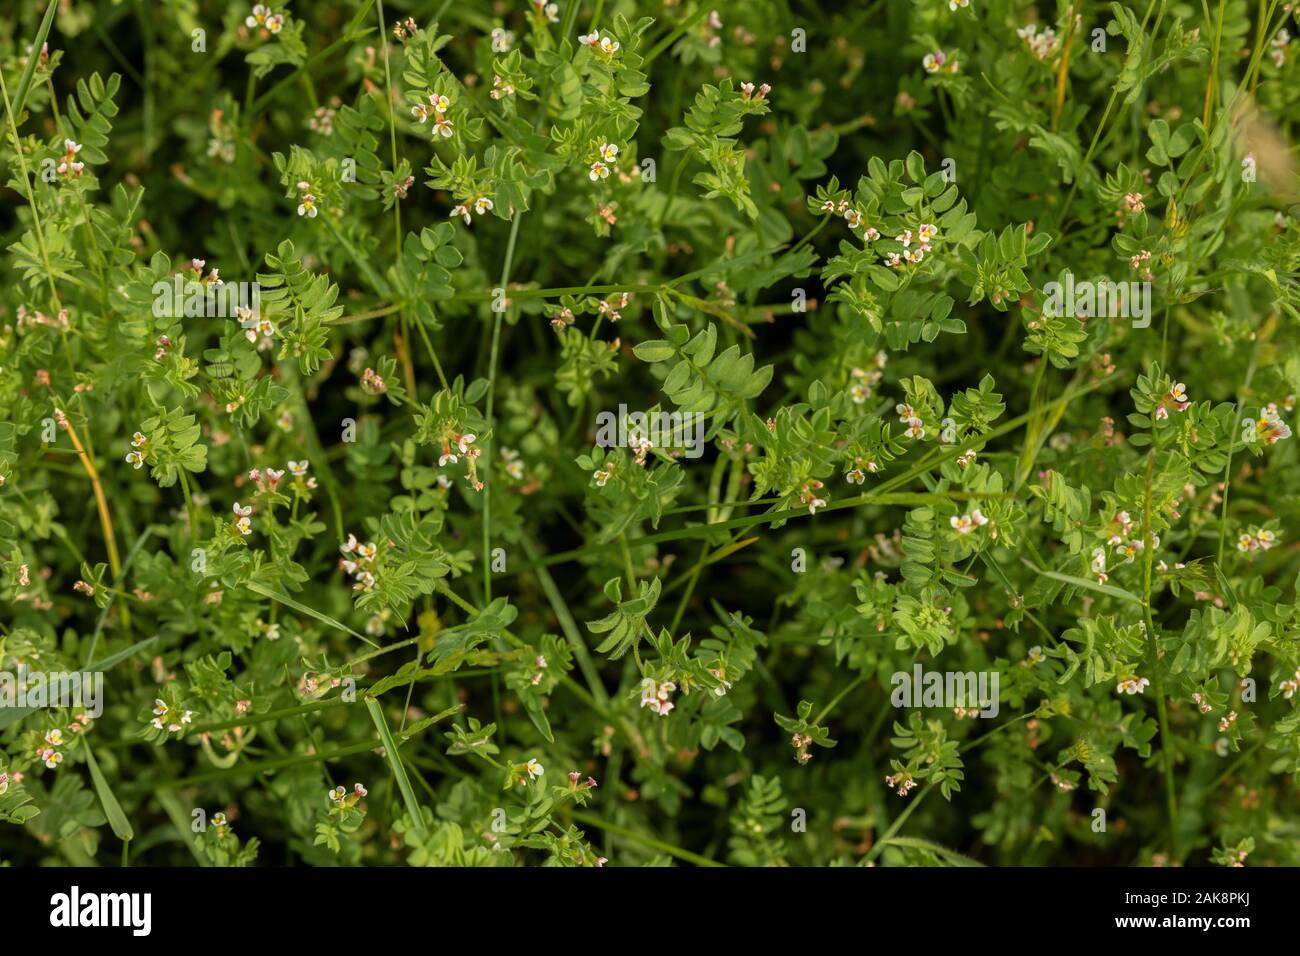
[244,580,379,647]
[84,741,134,842]
[365,697,426,836]
[8,0,59,124]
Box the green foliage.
[1,0,1299,872]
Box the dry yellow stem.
[57,409,129,626]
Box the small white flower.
[599,142,619,162]
[451,204,472,226]
[44,729,64,747]
[246,4,271,29]
[433,114,454,138]
[598,35,620,55]
[297,194,319,218]
[589,161,610,181]
[329,786,346,803]
[289,459,309,476]
[473,197,493,215]
[524,758,544,780]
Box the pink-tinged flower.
[885,771,917,796]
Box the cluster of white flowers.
[1016,24,1059,60]
[949,509,989,534]
[798,479,827,515]
[236,305,275,350]
[437,431,483,489]
[308,104,336,136]
[1237,526,1277,553]
[491,75,515,99]
[578,31,621,56]
[450,195,493,226]
[1218,710,1238,732]
[1153,381,1190,420]
[125,430,148,470]
[340,534,379,591]
[36,727,68,769]
[895,402,926,440]
[530,0,560,23]
[1050,772,1076,792]
[707,665,732,696]
[1130,248,1153,279]
[845,456,879,485]
[922,49,959,74]
[640,678,677,716]
[848,352,887,404]
[328,782,368,805]
[501,446,525,480]
[1116,676,1150,695]
[295,181,318,218]
[150,698,194,733]
[1090,546,1109,583]
[1271,28,1291,68]
[232,501,253,535]
[1192,691,1213,713]
[589,141,619,181]
[1253,403,1293,445]
[245,4,284,34]
[885,222,940,268]
[885,770,917,796]
[57,139,84,178]
[412,92,454,140]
